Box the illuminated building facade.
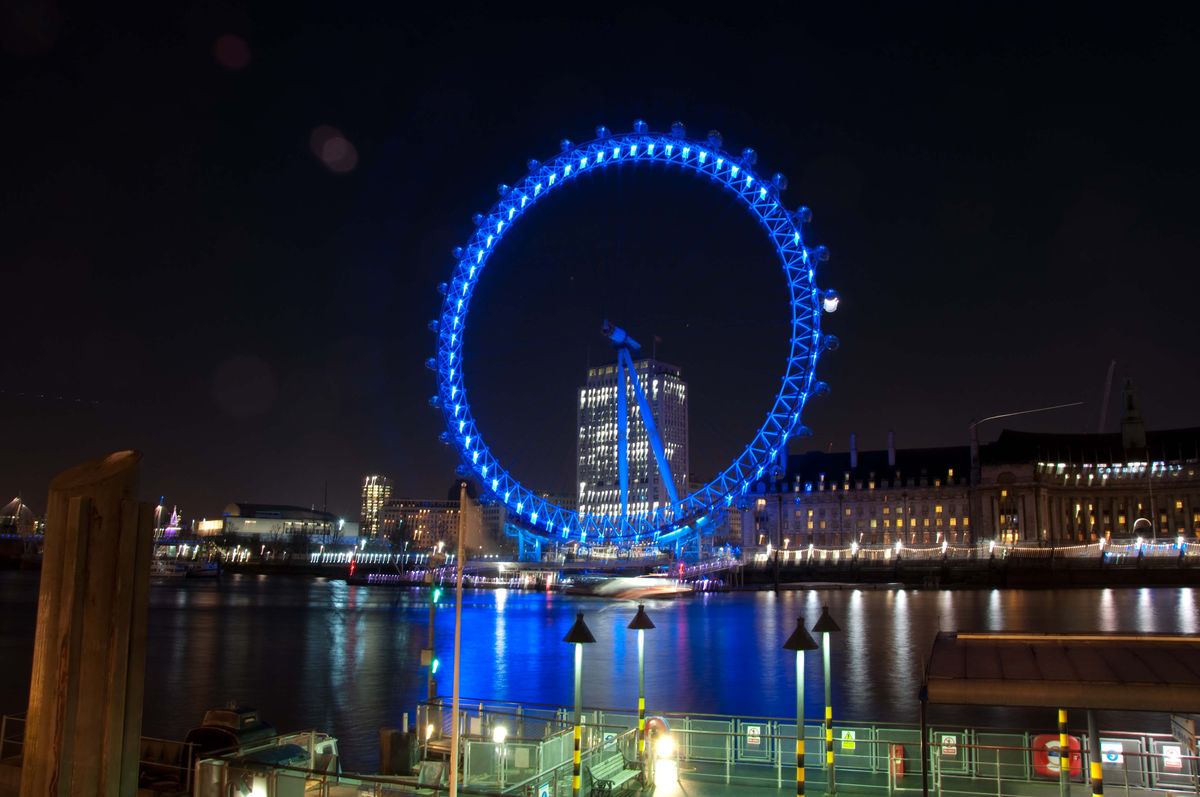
[576,358,688,519]
[739,396,1200,551]
[380,481,492,552]
[380,498,459,548]
[973,431,1200,545]
[360,475,392,539]
[195,503,359,544]
[742,434,973,551]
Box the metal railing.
[412,698,1198,797]
[189,695,1200,797]
[194,711,637,797]
[0,712,196,793]
[913,740,1200,797]
[0,713,24,761]
[750,540,1200,567]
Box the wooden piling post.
[22,451,153,797]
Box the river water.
[0,573,1193,771]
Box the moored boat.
[185,560,220,578]
[150,559,187,579]
[565,574,694,599]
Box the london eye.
[428,120,840,551]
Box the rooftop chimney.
[887,430,896,468]
[849,433,858,469]
[1120,378,1147,459]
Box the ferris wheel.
[428,120,840,548]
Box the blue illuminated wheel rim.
[429,121,836,545]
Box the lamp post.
[425,572,441,700]
[564,612,596,797]
[493,725,508,790]
[627,605,656,766]
[784,616,819,797]
[968,402,1082,541]
[813,606,842,795]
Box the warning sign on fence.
[746,725,761,746]
[841,730,856,751]
[940,735,958,756]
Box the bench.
[585,752,640,797]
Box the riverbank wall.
[741,555,1200,589]
[205,556,1200,591]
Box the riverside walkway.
[189,696,1198,797]
[188,631,1200,797]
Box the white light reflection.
[1177,587,1196,634]
[756,590,779,661]
[1136,587,1154,632]
[494,589,508,683]
[803,588,822,619]
[985,588,1003,631]
[937,590,952,632]
[889,590,912,689]
[323,580,350,714]
[1098,588,1117,632]
[844,590,868,711]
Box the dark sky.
[4,2,1199,521]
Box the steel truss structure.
[429,120,839,547]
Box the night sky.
[5,3,1199,521]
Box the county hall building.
[736,385,1200,551]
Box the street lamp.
[493,725,509,789]
[563,612,596,797]
[784,616,819,797]
[813,606,842,795]
[968,402,1082,541]
[627,605,656,765]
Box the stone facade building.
[739,433,973,550]
[379,481,493,553]
[737,387,1200,551]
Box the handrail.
[411,700,1183,741]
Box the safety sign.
[941,735,958,757]
[1101,741,1124,765]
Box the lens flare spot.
[213,34,250,70]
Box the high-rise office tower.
[360,475,392,539]
[576,358,689,519]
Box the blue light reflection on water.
[0,573,1192,771]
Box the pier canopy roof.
[924,632,1200,712]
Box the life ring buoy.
[1032,733,1082,778]
[890,744,905,779]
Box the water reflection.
[887,590,912,707]
[1099,588,1116,632]
[0,573,1193,771]
[842,590,868,723]
[1178,588,1197,634]
[1137,587,1154,631]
